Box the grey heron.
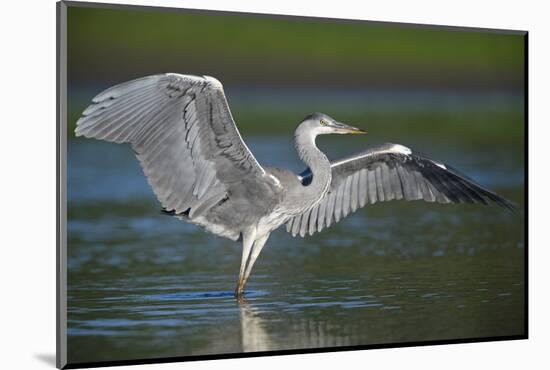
[75,73,514,297]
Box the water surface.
[67,129,524,364]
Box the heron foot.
[235,291,247,304]
[234,284,245,299]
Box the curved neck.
[294,126,332,206]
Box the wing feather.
[350,172,360,212]
[75,74,266,218]
[287,142,515,237]
[309,204,319,236]
[367,170,377,204]
[317,196,328,232]
[342,175,353,217]
[358,168,368,207]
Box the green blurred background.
[68,6,524,88]
[67,4,525,149]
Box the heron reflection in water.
[238,299,356,352]
[75,74,514,298]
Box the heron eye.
[320,119,328,126]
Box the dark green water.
[67,129,525,364]
[66,87,525,363]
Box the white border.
[2,0,547,369]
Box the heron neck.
[294,129,332,204]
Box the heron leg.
[235,228,257,297]
[241,233,270,292]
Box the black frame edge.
[523,32,529,339]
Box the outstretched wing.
[75,74,266,218]
[286,143,515,237]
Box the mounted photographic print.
[57,1,527,368]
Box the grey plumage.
[288,143,515,237]
[75,74,514,297]
[76,74,276,242]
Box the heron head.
[301,112,367,135]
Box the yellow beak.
[342,126,367,135]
